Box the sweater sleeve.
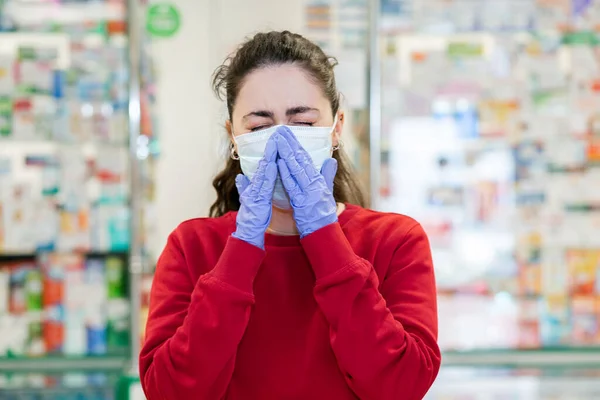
[301,222,441,400]
[139,231,265,400]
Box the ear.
[333,111,345,147]
[226,120,237,151]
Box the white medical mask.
[233,119,337,210]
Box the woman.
[140,31,440,400]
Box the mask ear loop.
[230,143,240,160]
[331,114,342,151]
[229,124,240,160]
[332,140,343,152]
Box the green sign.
[146,4,181,38]
[447,42,484,58]
[561,31,600,47]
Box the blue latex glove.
[232,135,278,249]
[275,127,338,238]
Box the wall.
[152,0,304,255]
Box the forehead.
[232,64,329,118]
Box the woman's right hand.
[232,135,278,249]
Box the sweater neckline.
[229,203,361,248]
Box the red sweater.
[140,204,440,400]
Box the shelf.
[0,138,130,149]
[0,251,129,262]
[443,348,600,368]
[0,355,129,373]
[2,1,125,25]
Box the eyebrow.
[286,106,319,116]
[242,106,319,121]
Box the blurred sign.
[146,3,181,38]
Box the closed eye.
[293,122,314,126]
[250,125,271,131]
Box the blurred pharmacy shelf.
[1,0,124,26]
[443,348,600,368]
[0,355,128,372]
[427,366,600,399]
[375,5,600,357]
[0,1,156,397]
[0,370,122,399]
[0,252,128,261]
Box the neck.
[268,203,345,236]
[268,206,299,236]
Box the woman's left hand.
[275,126,338,238]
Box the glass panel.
[378,3,600,352]
[428,367,600,399]
[0,371,120,399]
[0,0,134,363]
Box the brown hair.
[209,31,366,217]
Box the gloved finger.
[235,174,251,195]
[275,133,311,189]
[250,159,267,197]
[249,134,277,197]
[277,159,303,201]
[320,158,338,193]
[277,126,302,152]
[264,133,278,162]
[278,126,319,178]
[258,161,278,200]
[295,148,318,176]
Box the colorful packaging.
[106,256,126,299]
[519,265,542,297]
[11,97,37,140]
[589,137,600,166]
[32,95,56,138]
[518,298,541,349]
[474,181,499,223]
[64,308,86,356]
[9,262,34,315]
[566,249,599,296]
[64,254,85,307]
[41,254,65,308]
[2,314,29,356]
[85,258,106,287]
[35,201,59,252]
[25,269,43,311]
[540,295,571,346]
[514,140,546,181]
[108,205,130,251]
[16,46,57,95]
[478,99,519,138]
[39,254,68,354]
[541,247,569,297]
[139,274,153,346]
[0,270,9,314]
[140,305,149,349]
[588,114,600,165]
[25,266,44,355]
[0,54,15,96]
[52,69,65,100]
[44,304,65,354]
[86,312,107,356]
[58,209,89,253]
[1,182,37,252]
[64,253,87,356]
[571,296,600,345]
[84,258,108,355]
[27,316,44,356]
[107,298,130,353]
[0,97,12,137]
[516,233,543,298]
[454,99,480,139]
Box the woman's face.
[229,64,344,144]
